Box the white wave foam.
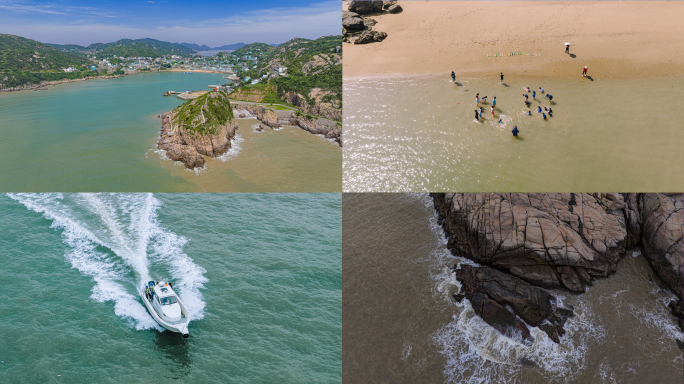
[7,193,207,331]
[217,133,244,162]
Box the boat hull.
[141,293,190,337]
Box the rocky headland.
[432,193,683,346]
[233,103,342,147]
[157,91,238,169]
[343,1,402,44]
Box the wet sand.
[343,1,684,79]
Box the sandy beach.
[343,1,684,79]
[166,68,230,74]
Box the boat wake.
[7,193,207,331]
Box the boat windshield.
[161,296,178,306]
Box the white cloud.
[0,1,340,46]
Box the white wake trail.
[8,193,207,331]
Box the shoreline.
[343,1,684,80]
[0,74,126,93]
[166,68,232,74]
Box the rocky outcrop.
[343,1,399,44]
[639,193,683,298]
[289,113,342,146]
[456,264,573,343]
[282,91,342,122]
[243,105,281,128]
[348,0,384,14]
[354,30,388,45]
[433,193,684,343]
[157,91,238,170]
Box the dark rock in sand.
[348,0,384,15]
[677,339,684,352]
[387,4,403,13]
[343,15,365,30]
[354,30,388,44]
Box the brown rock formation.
[244,105,281,128]
[289,113,342,146]
[282,91,342,122]
[432,193,684,343]
[157,109,238,170]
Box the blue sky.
[0,0,340,46]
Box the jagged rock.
[348,0,384,14]
[456,265,572,343]
[343,15,365,30]
[354,30,388,44]
[282,90,341,122]
[677,339,684,352]
[639,193,683,298]
[289,113,342,146]
[245,105,280,128]
[364,18,378,27]
[387,4,403,13]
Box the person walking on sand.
[583,66,588,77]
[476,93,480,106]
[565,44,570,54]
[491,105,495,116]
[533,90,536,99]
[500,72,504,84]
[493,97,497,108]
[451,71,456,82]
[475,110,479,121]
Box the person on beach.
[549,110,553,117]
[544,107,548,112]
[523,94,529,101]
[500,73,504,84]
[491,106,495,116]
[527,110,531,116]
[512,125,519,137]
[537,106,542,113]
[525,100,531,108]
[524,87,530,92]
[542,113,547,119]
[548,94,553,102]
[549,108,553,114]
[451,71,456,82]
[539,87,544,93]
[493,97,497,107]
[482,96,488,104]
[583,66,588,77]
[478,107,483,118]
[475,110,479,121]
[533,90,536,99]
[565,45,570,54]
[499,118,503,124]
[476,93,480,106]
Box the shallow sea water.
[343,74,684,192]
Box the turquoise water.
[0,72,341,192]
[0,193,341,383]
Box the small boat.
[141,279,190,337]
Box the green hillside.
[233,35,342,105]
[49,38,196,58]
[0,34,89,72]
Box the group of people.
[473,93,498,121]
[523,86,554,119]
[144,280,174,301]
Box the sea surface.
[0,72,341,192]
[343,74,684,192]
[343,193,683,383]
[0,193,341,383]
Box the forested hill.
[230,35,342,116]
[50,38,196,58]
[1,34,88,72]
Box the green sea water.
[0,72,341,192]
[0,193,341,383]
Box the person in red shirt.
[582,66,588,77]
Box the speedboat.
[141,279,190,337]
